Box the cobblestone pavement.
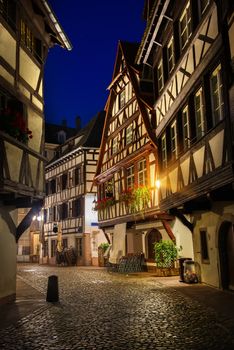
[0,264,234,350]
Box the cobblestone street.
[0,264,234,350]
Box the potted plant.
[0,108,33,143]
[153,240,181,276]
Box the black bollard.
[46,275,59,302]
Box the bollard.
[46,275,59,302]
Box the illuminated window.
[167,36,175,73]
[138,159,147,186]
[194,88,205,139]
[126,124,133,145]
[119,90,125,109]
[127,165,134,189]
[179,1,192,50]
[161,133,167,169]
[182,105,190,150]
[170,121,178,161]
[20,19,42,62]
[157,59,164,93]
[112,136,118,154]
[210,64,224,126]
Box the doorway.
[147,229,162,260]
[218,221,234,290]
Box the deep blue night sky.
[44,1,146,128]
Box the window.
[51,240,56,258]
[200,230,209,262]
[200,0,209,14]
[43,241,48,257]
[119,90,125,109]
[76,237,83,257]
[179,1,192,50]
[74,167,82,185]
[62,238,68,249]
[0,0,16,30]
[182,105,190,150]
[127,165,135,189]
[194,88,205,140]
[167,36,175,73]
[61,173,67,190]
[138,159,147,186]
[126,124,133,145]
[210,64,224,126]
[50,179,56,194]
[157,59,164,93]
[72,198,82,217]
[20,19,42,61]
[170,121,178,161]
[112,136,118,154]
[61,203,68,220]
[22,246,30,255]
[161,133,167,169]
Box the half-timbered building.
[137,0,234,289]
[94,41,193,269]
[43,111,108,266]
[0,0,71,303]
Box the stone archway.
[147,229,162,260]
[218,221,234,290]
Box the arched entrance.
[218,221,234,290]
[147,229,162,260]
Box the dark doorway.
[147,229,162,260]
[219,221,234,290]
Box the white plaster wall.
[171,217,194,259]
[109,223,126,264]
[0,207,17,301]
[90,229,108,259]
[192,202,234,288]
[84,194,98,231]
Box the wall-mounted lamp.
[155,179,161,189]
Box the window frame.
[179,1,192,50]
[167,36,175,74]
[137,159,147,186]
[210,64,224,126]
[119,89,125,110]
[200,229,209,263]
[126,124,133,145]
[194,87,205,140]
[157,58,164,93]
[161,133,167,169]
[126,165,135,189]
[170,120,178,161]
[182,105,190,150]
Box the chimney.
[61,119,67,127]
[75,116,81,131]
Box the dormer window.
[57,130,66,144]
[20,19,42,62]
[167,36,175,74]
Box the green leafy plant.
[154,240,180,268]
[119,185,150,213]
[98,242,110,252]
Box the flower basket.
[0,108,33,143]
[93,197,116,211]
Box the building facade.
[0,0,71,303]
[94,41,193,269]
[137,0,234,289]
[43,112,108,266]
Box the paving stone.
[0,264,233,349]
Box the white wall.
[171,217,194,259]
[0,207,17,302]
[109,223,126,264]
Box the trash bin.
[178,257,192,282]
[183,260,198,284]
